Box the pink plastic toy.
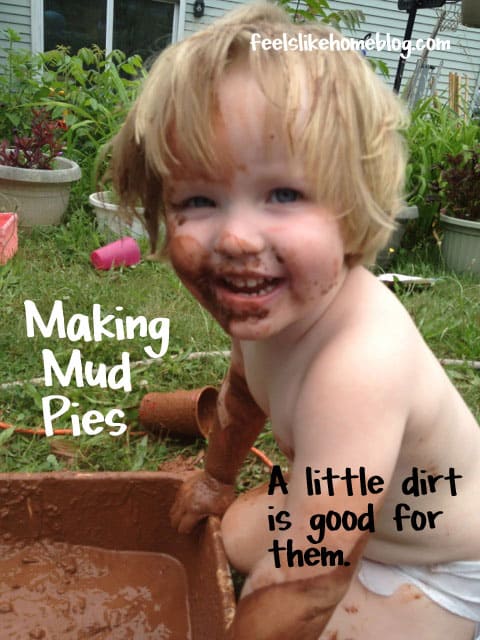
[90,237,141,270]
[0,213,18,265]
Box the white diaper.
[358,558,480,639]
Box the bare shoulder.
[313,267,420,391]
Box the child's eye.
[181,195,216,209]
[269,188,302,204]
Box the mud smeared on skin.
[230,537,369,640]
[206,367,267,486]
[167,233,272,333]
[216,233,260,256]
[173,212,187,226]
[0,540,191,640]
[343,605,359,614]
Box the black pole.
[393,5,418,93]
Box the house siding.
[0,0,31,66]
[181,1,480,108]
[1,1,479,108]
[327,0,480,106]
[183,0,244,36]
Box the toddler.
[109,4,480,638]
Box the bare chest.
[240,343,303,459]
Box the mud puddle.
[0,539,191,639]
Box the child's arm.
[170,340,267,533]
[229,337,409,639]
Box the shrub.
[405,97,480,238]
[0,29,146,205]
[0,107,67,169]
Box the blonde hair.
[108,1,409,263]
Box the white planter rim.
[0,156,81,184]
[89,191,144,215]
[440,213,480,231]
[396,205,419,221]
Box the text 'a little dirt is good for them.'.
[266,466,462,569]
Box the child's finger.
[177,510,204,535]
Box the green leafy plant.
[431,146,480,222]
[0,30,146,212]
[276,0,364,31]
[37,45,145,169]
[0,29,49,140]
[0,107,67,169]
[405,97,480,237]
[274,0,388,76]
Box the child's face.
[164,66,347,341]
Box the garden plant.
[405,96,480,240]
[0,28,145,209]
[0,5,479,484]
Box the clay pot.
[139,386,218,438]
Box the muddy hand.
[170,470,236,534]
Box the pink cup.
[90,237,141,270]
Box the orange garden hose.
[249,446,274,469]
[0,421,274,468]
[0,421,146,437]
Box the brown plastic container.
[0,472,235,639]
[139,387,219,438]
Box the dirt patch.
[157,451,205,475]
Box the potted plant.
[0,108,81,226]
[88,190,147,240]
[434,145,480,274]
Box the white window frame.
[31,0,183,54]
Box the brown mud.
[0,540,190,639]
[0,472,236,640]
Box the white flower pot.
[440,213,480,275]
[88,191,147,240]
[0,157,81,226]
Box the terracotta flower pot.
[139,386,219,438]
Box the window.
[43,0,176,63]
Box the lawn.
[0,209,479,488]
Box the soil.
[157,452,204,475]
[0,539,192,640]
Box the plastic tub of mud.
[0,472,235,640]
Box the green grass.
[0,211,479,482]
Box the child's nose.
[214,212,264,257]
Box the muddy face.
[164,66,348,342]
[167,232,270,335]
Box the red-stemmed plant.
[0,108,68,170]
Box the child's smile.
[165,66,347,341]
